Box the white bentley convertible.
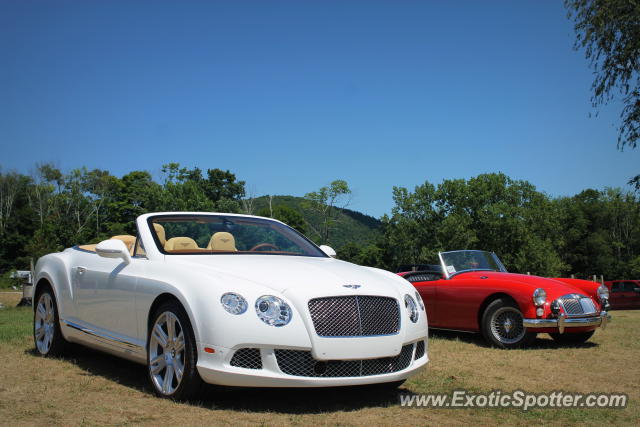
[33,212,428,399]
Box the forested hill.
[251,195,382,248]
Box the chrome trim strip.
[523,312,611,330]
[96,248,122,254]
[62,320,142,351]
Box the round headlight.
[255,295,292,327]
[404,294,419,323]
[597,284,609,301]
[532,288,547,306]
[415,291,425,311]
[220,293,248,315]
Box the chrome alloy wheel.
[149,311,186,395]
[34,293,55,354]
[489,306,526,345]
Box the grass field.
[0,291,637,426]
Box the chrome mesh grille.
[308,296,400,337]
[230,348,262,369]
[275,344,414,377]
[414,340,426,360]
[559,295,597,316]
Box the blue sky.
[0,1,636,217]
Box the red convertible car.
[399,250,611,348]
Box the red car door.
[622,281,640,309]
[414,279,439,326]
[609,280,633,310]
[608,281,626,309]
[433,275,480,331]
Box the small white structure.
[10,269,34,304]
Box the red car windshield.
[439,250,507,278]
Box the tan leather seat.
[111,235,136,255]
[153,223,166,246]
[165,237,199,251]
[207,232,237,251]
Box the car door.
[434,275,480,330]
[412,276,440,327]
[608,281,625,309]
[73,252,141,341]
[623,281,640,309]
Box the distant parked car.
[33,212,428,400]
[604,280,640,309]
[399,250,611,348]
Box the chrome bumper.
[523,312,611,334]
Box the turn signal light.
[204,347,215,354]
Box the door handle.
[76,266,87,275]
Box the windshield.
[439,250,507,278]
[148,215,327,257]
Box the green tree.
[385,173,567,276]
[256,205,307,234]
[304,180,352,244]
[556,187,640,278]
[161,163,245,212]
[565,0,640,187]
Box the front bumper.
[523,311,611,334]
[195,340,428,388]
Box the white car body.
[34,212,428,388]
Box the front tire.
[147,300,203,400]
[481,298,536,349]
[549,331,594,345]
[33,287,66,356]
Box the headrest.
[111,235,136,251]
[165,237,199,251]
[153,223,166,246]
[207,232,237,251]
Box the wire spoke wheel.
[489,307,525,345]
[149,311,186,395]
[34,293,56,354]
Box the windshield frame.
[438,250,507,279]
[146,213,328,258]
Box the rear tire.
[33,287,66,357]
[549,331,594,345]
[481,298,536,349]
[147,300,204,400]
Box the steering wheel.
[249,243,280,252]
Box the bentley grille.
[308,296,400,337]
[230,348,262,370]
[559,295,597,316]
[415,340,426,360]
[275,343,414,377]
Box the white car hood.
[164,254,408,296]
[164,254,422,361]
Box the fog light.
[536,307,544,317]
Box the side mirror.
[96,239,131,264]
[319,245,337,258]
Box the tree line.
[0,164,638,281]
[339,173,639,280]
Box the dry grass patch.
[0,291,22,307]
[0,307,637,426]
